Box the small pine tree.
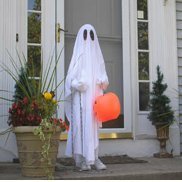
[148,65,174,126]
[14,67,29,101]
[13,66,38,102]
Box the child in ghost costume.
[65,24,109,171]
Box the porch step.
[55,157,182,180]
[1,157,182,180]
[56,171,182,180]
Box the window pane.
[28,12,41,43]
[137,0,148,20]
[28,0,41,11]
[28,46,41,77]
[139,82,149,111]
[138,22,148,50]
[138,52,149,80]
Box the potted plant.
[0,51,67,179]
[148,65,174,158]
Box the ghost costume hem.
[65,24,109,165]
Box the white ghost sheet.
[65,24,109,164]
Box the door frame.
[99,0,135,138]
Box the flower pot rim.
[13,126,61,133]
[154,122,170,126]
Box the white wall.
[0,0,18,162]
[149,0,180,155]
[59,138,175,158]
[131,0,180,155]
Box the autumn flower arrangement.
[0,50,68,179]
[8,93,65,128]
[5,52,67,128]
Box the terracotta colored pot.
[13,126,61,177]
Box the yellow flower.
[43,92,52,100]
[52,99,57,104]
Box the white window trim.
[121,0,134,134]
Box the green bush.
[148,65,174,126]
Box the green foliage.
[13,65,36,102]
[1,49,64,103]
[13,67,28,101]
[33,118,66,179]
[34,119,57,180]
[148,65,174,126]
[0,49,65,179]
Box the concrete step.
[55,157,182,180]
[1,157,182,180]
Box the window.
[27,0,41,77]
[137,0,150,111]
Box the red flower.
[22,97,29,105]
[59,119,69,131]
[12,103,18,110]
[36,116,42,123]
[31,101,39,110]
[64,122,69,131]
[9,108,12,113]
[8,96,59,127]
[53,118,58,125]
[17,109,21,115]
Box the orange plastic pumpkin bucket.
[94,92,121,122]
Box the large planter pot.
[13,126,61,177]
[154,125,173,158]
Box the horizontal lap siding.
[0,0,16,128]
[176,0,182,153]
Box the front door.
[65,0,124,130]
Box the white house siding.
[0,0,18,161]
[176,0,182,153]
